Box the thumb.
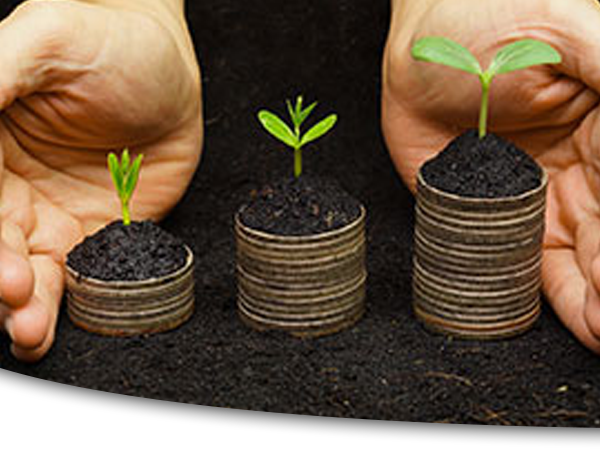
[0,0,91,109]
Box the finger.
[0,221,34,308]
[10,328,54,363]
[542,248,600,353]
[0,172,36,238]
[585,256,600,341]
[0,243,34,308]
[5,294,50,352]
[548,183,600,350]
[8,254,63,358]
[2,219,29,258]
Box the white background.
[0,368,598,455]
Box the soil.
[2,0,600,428]
[66,221,187,281]
[421,129,542,198]
[238,176,361,235]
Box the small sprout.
[107,148,143,226]
[411,37,562,138]
[258,96,338,178]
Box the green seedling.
[258,96,338,178]
[411,37,561,138]
[107,148,143,226]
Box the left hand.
[0,0,202,361]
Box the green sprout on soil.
[108,148,143,226]
[258,96,338,178]
[411,37,562,139]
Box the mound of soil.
[239,176,361,235]
[66,221,187,281]
[421,130,542,198]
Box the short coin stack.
[66,246,195,336]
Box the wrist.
[75,0,198,77]
[391,0,438,29]
[75,0,183,17]
[387,0,439,63]
[74,0,186,34]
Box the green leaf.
[258,110,299,148]
[300,114,337,147]
[411,36,482,75]
[297,102,317,127]
[487,39,561,76]
[120,148,130,175]
[124,154,143,203]
[107,153,123,196]
[295,96,303,118]
[286,99,299,130]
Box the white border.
[0,369,598,455]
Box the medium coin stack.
[413,171,547,339]
[236,207,366,337]
[66,246,195,336]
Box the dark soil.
[66,221,187,281]
[239,176,361,235]
[421,130,542,198]
[2,0,600,428]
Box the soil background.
[1,0,600,427]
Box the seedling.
[258,96,337,178]
[108,148,143,226]
[411,37,561,138]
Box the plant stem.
[479,74,491,139]
[122,202,131,226]
[294,148,302,178]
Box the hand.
[382,0,600,352]
[0,0,202,361]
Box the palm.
[383,0,600,352]
[0,0,202,361]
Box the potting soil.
[66,221,188,281]
[421,130,542,198]
[238,176,361,235]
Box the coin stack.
[236,207,367,337]
[66,246,195,336]
[413,171,547,339]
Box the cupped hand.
[0,0,202,361]
[382,0,600,352]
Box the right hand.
[382,0,600,353]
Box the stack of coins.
[236,207,366,337]
[413,171,547,339]
[66,246,195,336]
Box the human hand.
[0,0,202,361]
[382,0,600,352]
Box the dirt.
[421,130,542,198]
[1,0,600,427]
[239,176,361,235]
[66,221,188,281]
